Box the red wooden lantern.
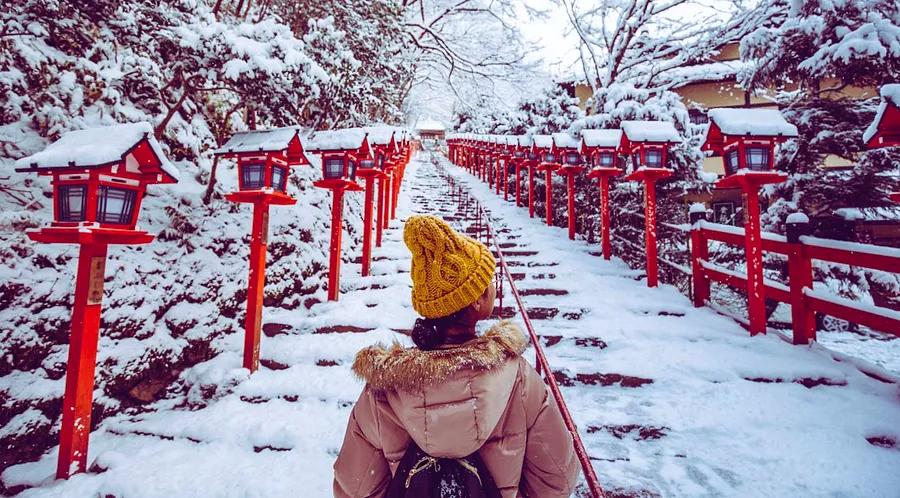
[532,134,557,226]
[552,133,585,240]
[214,126,309,373]
[863,84,900,203]
[581,129,624,260]
[702,108,797,335]
[362,126,400,267]
[14,122,179,479]
[621,120,680,288]
[306,129,369,301]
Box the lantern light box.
[552,133,582,166]
[620,120,680,174]
[703,108,798,181]
[532,134,555,164]
[305,128,371,187]
[15,122,179,235]
[580,129,624,170]
[214,126,309,202]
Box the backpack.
[385,442,502,498]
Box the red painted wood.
[644,180,659,287]
[515,163,522,207]
[743,183,767,335]
[528,164,536,218]
[360,173,376,276]
[375,175,385,247]
[327,187,346,301]
[807,294,900,337]
[566,172,576,240]
[599,178,611,259]
[243,202,269,371]
[787,241,815,344]
[56,242,108,479]
[690,227,709,307]
[545,169,553,227]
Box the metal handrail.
[439,167,606,498]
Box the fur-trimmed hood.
[353,320,528,392]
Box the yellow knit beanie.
[403,215,496,319]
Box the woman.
[334,215,579,498]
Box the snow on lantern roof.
[552,132,580,149]
[214,126,302,155]
[518,135,533,147]
[620,120,680,143]
[532,134,553,148]
[415,119,446,132]
[363,126,398,146]
[305,127,369,152]
[707,108,798,137]
[14,121,180,181]
[863,83,900,145]
[580,129,623,148]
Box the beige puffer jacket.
[333,320,580,498]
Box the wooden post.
[56,242,108,479]
[528,165,536,218]
[689,211,710,307]
[360,172,376,276]
[375,174,385,247]
[599,177,612,259]
[786,214,815,344]
[243,201,270,371]
[515,163,522,207]
[545,169,554,227]
[644,179,660,287]
[327,187,345,301]
[566,172,576,240]
[743,183,766,335]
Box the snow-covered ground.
[3,151,899,497]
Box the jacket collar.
[352,320,528,392]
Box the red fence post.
[786,214,816,344]
[599,177,612,259]
[545,169,554,227]
[742,183,767,335]
[566,172,577,240]
[515,163,522,207]
[528,164,536,218]
[689,210,710,308]
[383,172,393,229]
[503,159,509,200]
[359,172,377,276]
[56,242,108,479]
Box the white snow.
[532,134,553,149]
[707,108,799,137]
[620,120,680,143]
[304,128,368,152]
[580,129,623,148]
[214,126,302,155]
[551,132,580,149]
[414,118,445,132]
[786,212,810,224]
[363,126,401,147]
[881,84,900,106]
[689,202,707,214]
[14,122,180,181]
[517,135,533,147]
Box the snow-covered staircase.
[3,151,899,497]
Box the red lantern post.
[532,135,558,227]
[703,108,797,335]
[863,84,900,203]
[363,127,399,254]
[307,129,369,301]
[621,121,680,288]
[14,122,179,479]
[552,133,585,240]
[582,129,624,259]
[512,135,531,207]
[215,127,309,372]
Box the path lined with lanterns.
[6,138,900,496]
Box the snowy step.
[552,371,654,388]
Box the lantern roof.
[305,127,371,156]
[551,132,580,150]
[518,135,533,147]
[14,122,179,183]
[580,129,623,148]
[706,108,798,138]
[532,134,553,149]
[502,136,520,147]
[364,126,398,148]
[863,84,900,147]
[620,120,680,144]
[214,126,305,156]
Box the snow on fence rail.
[691,219,900,342]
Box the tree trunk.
[155,89,190,139]
[212,0,225,15]
[233,0,245,16]
[203,155,220,205]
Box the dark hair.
[411,308,470,350]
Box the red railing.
[691,220,900,343]
[441,171,606,498]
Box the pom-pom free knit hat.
[403,215,496,319]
